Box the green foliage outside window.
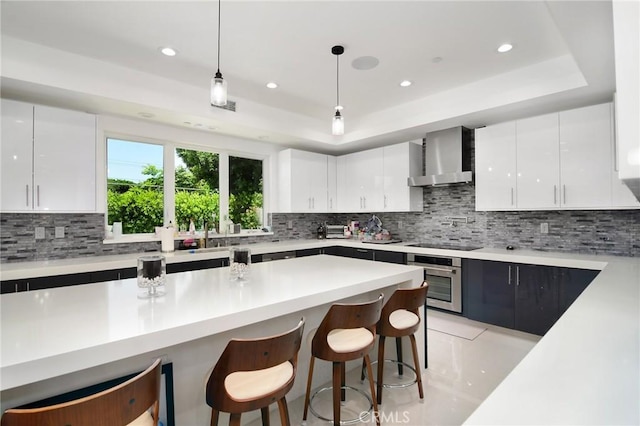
[107,149,263,234]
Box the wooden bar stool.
[302,294,384,426]
[205,318,305,426]
[366,281,428,405]
[1,358,162,426]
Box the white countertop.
[0,255,423,391]
[0,239,607,281]
[1,240,638,424]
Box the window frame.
[104,136,267,240]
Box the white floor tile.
[245,311,540,426]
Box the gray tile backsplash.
[1,186,638,263]
[271,182,639,257]
[0,213,277,263]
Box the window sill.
[103,230,274,245]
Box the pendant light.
[331,45,345,136]
[211,0,227,106]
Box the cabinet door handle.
[563,185,566,204]
[510,187,514,206]
[329,198,332,209]
[384,195,387,208]
[508,265,512,285]
[363,197,366,208]
[312,197,315,209]
[26,185,30,207]
[37,185,40,207]
[516,266,520,286]
[360,196,363,208]
[553,185,557,205]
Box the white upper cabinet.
[558,103,612,208]
[475,102,639,211]
[338,148,384,212]
[1,100,34,211]
[337,142,422,212]
[1,99,96,212]
[327,155,337,212]
[382,141,423,212]
[516,113,560,209]
[475,122,517,210]
[277,149,329,212]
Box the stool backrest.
[206,318,305,412]
[312,293,384,361]
[378,281,429,336]
[1,358,162,426]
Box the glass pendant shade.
[211,71,227,106]
[332,110,344,135]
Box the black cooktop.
[404,242,483,251]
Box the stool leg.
[303,356,316,421]
[360,358,366,381]
[277,398,291,426]
[364,353,380,426]
[340,362,346,402]
[229,413,241,426]
[396,337,404,376]
[333,361,341,425]
[210,409,219,426]
[376,335,386,405]
[409,333,424,399]
[261,406,270,426]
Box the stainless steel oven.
[407,253,462,313]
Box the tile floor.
[247,310,540,426]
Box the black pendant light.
[332,45,344,136]
[211,0,227,106]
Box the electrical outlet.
[55,226,65,238]
[287,220,293,230]
[398,220,403,229]
[35,227,45,239]
[540,223,549,234]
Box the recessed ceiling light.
[208,126,217,131]
[497,43,513,53]
[266,82,278,89]
[400,80,412,87]
[258,135,269,140]
[138,112,155,118]
[432,56,443,63]
[183,121,192,125]
[160,47,177,57]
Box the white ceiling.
[0,0,616,154]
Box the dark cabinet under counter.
[463,259,599,335]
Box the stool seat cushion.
[224,361,294,402]
[128,411,155,426]
[389,309,420,330]
[327,328,374,353]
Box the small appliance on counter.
[316,223,326,239]
[325,225,347,239]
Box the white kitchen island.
[0,255,424,425]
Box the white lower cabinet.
[475,102,639,211]
[1,99,96,212]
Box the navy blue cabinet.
[463,259,598,335]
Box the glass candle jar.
[229,247,251,281]
[137,255,166,298]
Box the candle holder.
[229,247,251,281]
[137,255,166,298]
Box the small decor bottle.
[229,247,251,281]
[137,255,166,298]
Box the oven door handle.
[407,263,456,274]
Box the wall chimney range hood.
[408,126,473,187]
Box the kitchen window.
[106,138,264,236]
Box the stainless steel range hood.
[408,126,473,186]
